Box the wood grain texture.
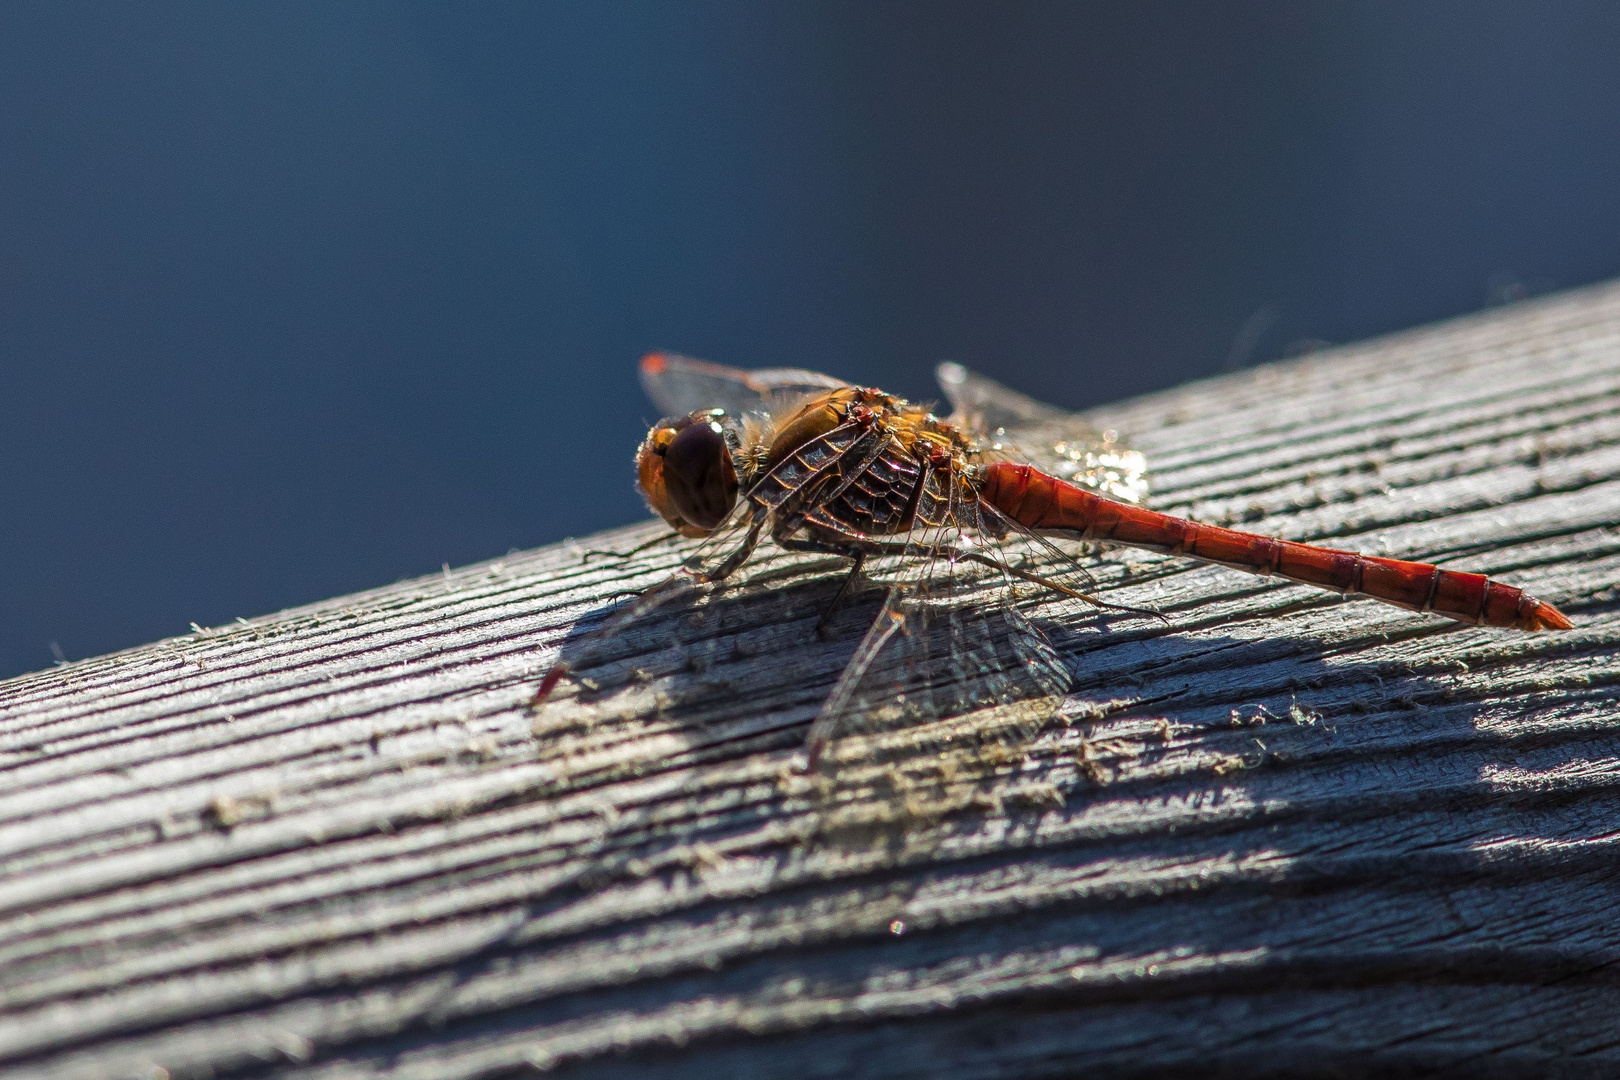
[4,284,1620,1079]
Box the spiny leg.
[961,551,1167,621]
[777,537,870,636]
[786,529,1164,622]
[533,511,768,708]
[692,509,767,584]
[818,552,868,637]
[580,528,680,562]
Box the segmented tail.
[980,462,1571,630]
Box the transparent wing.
[935,361,1149,504]
[802,464,1072,787]
[640,352,850,418]
[935,359,1066,428]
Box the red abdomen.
[979,461,1571,631]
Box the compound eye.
[662,418,738,532]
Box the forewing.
[640,353,849,418]
[935,361,1149,504]
[936,360,1065,428]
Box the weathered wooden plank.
[3,283,1620,1078]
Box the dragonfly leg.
[580,528,680,562]
[532,511,767,710]
[784,527,1165,623]
[816,551,868,636]
[689,509,767,584]
[776,536,871,636]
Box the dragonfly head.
[636,409,740,537]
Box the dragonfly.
[535,353,1572,773]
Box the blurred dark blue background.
[2,2,1618,678]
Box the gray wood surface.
[4,283,1620,1079]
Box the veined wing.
[936,361,1148,504]
[935,359,1066,428]
[640,352,850,419]
[803,461,1072,783]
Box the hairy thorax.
[750,387,983,541]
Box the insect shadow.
[406,614,1580,1074]
[529,546,1110,840]
[530,549,1530,863]
[531,556,887,786]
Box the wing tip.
[641,352,671,376]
